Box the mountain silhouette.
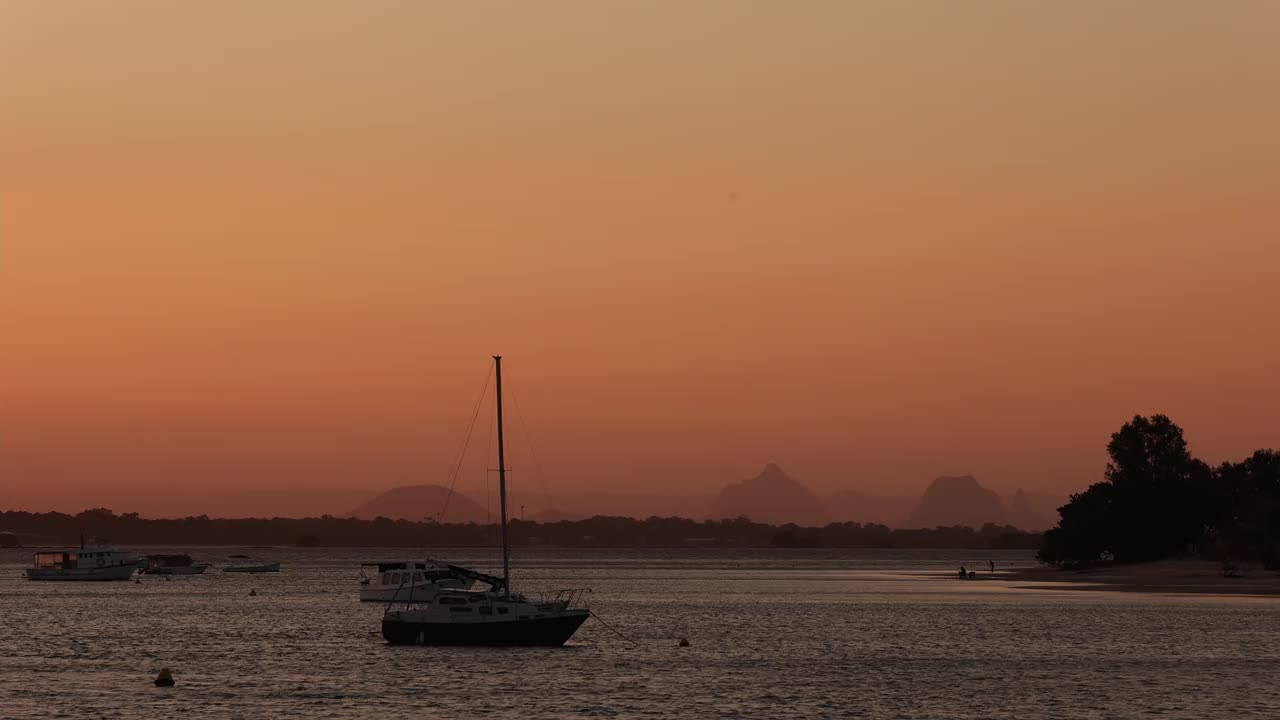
[905,475,1009,529]
[707,463,832,525]
[349,485,490,523]
[1007,488,1053,531]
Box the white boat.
[223,562,281,573]
[360,560,472,602]
[26,539,138,581]
[141,554,211,575]
[383,356,590,646]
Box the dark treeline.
[0,508,1040,550]
[1039,414,1280,568]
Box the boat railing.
[543,588,591,609]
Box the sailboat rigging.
[381,355,590,646]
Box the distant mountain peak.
[1007,487,1053,531]
[930,475,983,489]
[744,463,801,488]
[707,464,831,525]
[906,474,1009,529]
[349,484,489,523]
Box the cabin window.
[413,573,423,582]
[450,607,472,613]
[468,595,484,603]
[439,597,467,606]
[497,607,509,615]
[479,607,492,615]
[382,573,391,584]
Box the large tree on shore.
[1212,450,1280,568]
[1040,414,1213,566]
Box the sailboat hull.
[382,612,588,647]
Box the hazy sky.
[2,1,1278,506]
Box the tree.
[1212,450,1280,567]
[1038,482,1117,567]
[1039,414,1213,566]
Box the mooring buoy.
[249,588,257,596]
[678,638,690,647]
[155,668,175,687]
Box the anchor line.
[588,609,639,646]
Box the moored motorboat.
[26,538,138,581]
[222,561,281,573]
[382,356,590,646]
[360,560,471,602]
[141,554,211,575]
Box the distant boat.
[382,356,589,646]
[26,537,138,581]
[223,562,281,573]
[140,554,211,575]
[360,560,471,602]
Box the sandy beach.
[1008,559,1280,596]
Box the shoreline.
[1006,559,1280,596]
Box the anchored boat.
[360,560,471,602]
[222,559,281,573]
[26,537,138,581]
[141,554,211,575]
[382,356,590,646]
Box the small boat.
[141,554,211,575]
[383,356,589,646]
[222,562,281,573]
[360,560,472,602]
[26,537,138,581]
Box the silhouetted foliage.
[0,510,1038,550]
[1039,415,1280,568]
[770,527,818,548]
[1209,449,1280,569]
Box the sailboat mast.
[494,355,511,596]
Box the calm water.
[2,547,1278,719]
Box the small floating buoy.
[249,588,257,596]
[155,668,175,687]
[678,638,690,647]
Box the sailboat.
[381,356,590,646]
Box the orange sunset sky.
[2,2,1278,512]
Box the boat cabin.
[362,561,461,587]
[33,549,132,570]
